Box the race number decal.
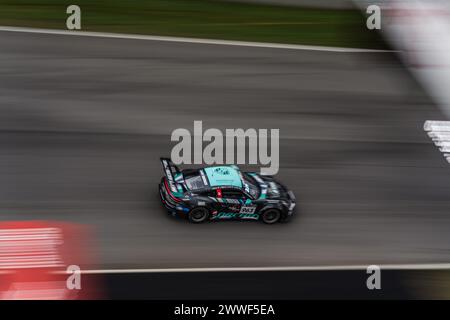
[239,205,256,214]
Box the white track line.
[52,263,450,274]
[0,26,392,53]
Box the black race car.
[158,158,296,224]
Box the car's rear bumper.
[159,179,189,217]
[159,180,179,213]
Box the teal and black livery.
[158,158,296,224]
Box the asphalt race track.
[1,30,450,269]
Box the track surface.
[1,31,450,269]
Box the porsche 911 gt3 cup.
[158,158,296,224]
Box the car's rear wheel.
[188,207,209,223]
[261,209,281,224]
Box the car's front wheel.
[261,209,281,224]
[188,207,210,223]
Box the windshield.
[242,173,260,199]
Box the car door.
[221,188,258,220]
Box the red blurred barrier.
[0,221,102,299]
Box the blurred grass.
[0,0,387,49]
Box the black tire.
[261,209,281,224]
[188,207,210,223]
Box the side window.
[222,189,246,200]
[199,190,215,197]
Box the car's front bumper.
[285,190,297,218]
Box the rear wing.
[160,158,180,193]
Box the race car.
[158,158,296,224]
